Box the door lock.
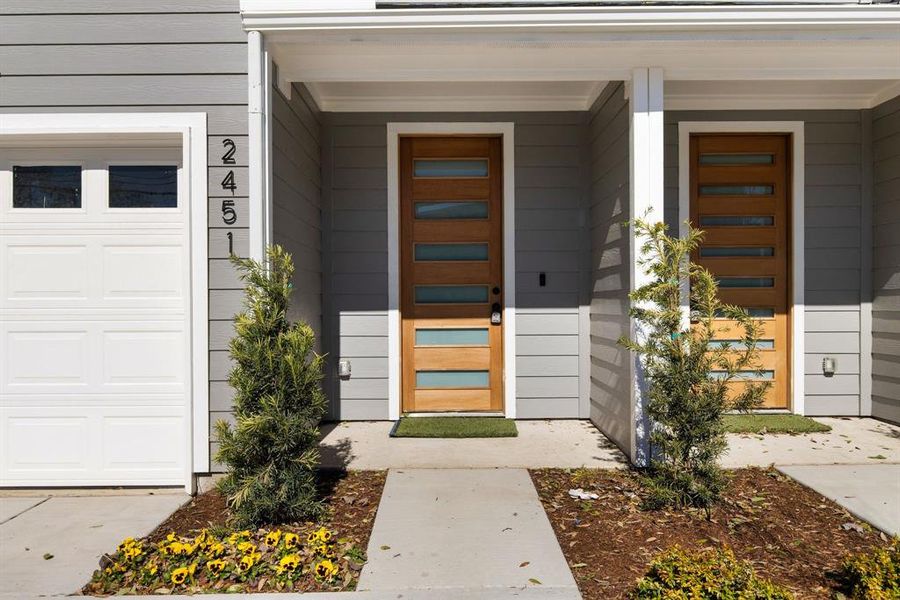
[491,302,502,325]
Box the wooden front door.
[690,134,791,409]
[400,136,504,413]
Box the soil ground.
[530,467,891,600]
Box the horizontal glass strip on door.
[708,339,775,349]
[700,247,775,257]
[415,285,489,304]
[416,370,490,388]
[415,201,488,220]
[416,328,489,346]
[717,277,775,288]
[700,216,775,227]
[714,307,776,318]
[710,370,775,380]
[415,243,489,262]
[699,154,774,165]
[699,185,774,196]
[414,160,488,178]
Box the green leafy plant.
[619,219,769,512]
[632,545,793,599]
[837,538,900,599]
[215,245,327,527]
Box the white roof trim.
[242,2,900,34]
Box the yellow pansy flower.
[144,563,158,576]
[238,552,259,572]
[206,542,225,557]
[236,541,257,555]
[117,537,136,552]
[276,553,301,575]
[283,533,300,549]
[314,559,338,580]
[316,528,333,543]
[170,567,190,585]
[207,559,226,575]
[264,530,282,547]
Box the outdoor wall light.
[338,359,352,379]
[822,357,836,378]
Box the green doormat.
[724,414,831,434]
[392,417,518,438]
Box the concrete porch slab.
[723,417,900,468]
[0,492,189,598]
[358,469,579,597]
[778,464,900,536]
[320,419,627,470]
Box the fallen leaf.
[868,455,887,460]
[380,545,391,550]
[572,563,588,568]
[528,578,542,585]
[42,553,53,560]
[519,561,530,568]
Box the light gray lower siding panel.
[805,374,859,397]
[209,351,233,382]
[0,13,244,44]
[517,398,580,419]
[208,259,243,290]
[517,376,579,398]
[340,336,389,358]
[517,356,579,377]
[804,310,859,332]
[340,378,389,400]
[805,353,859,375]
[0,75,247,107]
[0,44,246,76]
[873,395,900,424]
[209,382,235,413]
[517,335,579,356]
[806,332,861,354]
[209,320,235,352]
[209,290,244,321]
[336,357,389,379]
[339,399,390,421]
[805,396,862,416]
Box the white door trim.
[678,121,805,415]
[386,122,516,420]
[0,112,209,491]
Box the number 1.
[227,231,233,255]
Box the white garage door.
[0,146,191,486]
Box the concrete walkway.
[358,469,580,599]
[0,491,188,598]
[723,417,900,467]
[320,420,627,470]
[778,464,900,536]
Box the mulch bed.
[530,467,891,600]
[83,470,386,595]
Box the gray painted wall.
[587,83,633,457]
[872,94,900,424]
[0,0,249,471]
[666,110,868,416]
[320,111,591,420]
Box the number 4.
[221,170,236,195]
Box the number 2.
[221,139,236,165]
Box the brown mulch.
[530,467,891,600]
[84,470,386,595]
[148,470,386,546]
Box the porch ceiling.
[295,78,900,112]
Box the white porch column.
[248,30,273,262]
[628,67,665,465]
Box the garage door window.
[12,165,81,208]
[109,165,178,208]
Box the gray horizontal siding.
[588,82,632,456]
[666,109,866,417]
[872,94,900,424]
[0,1,248,472]
[321,111,590,420]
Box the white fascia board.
[241,4,900,33]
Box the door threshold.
[403,412,507,418]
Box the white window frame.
[678,121,805,415]
[386,122,516,420]
[0,112,209,491]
